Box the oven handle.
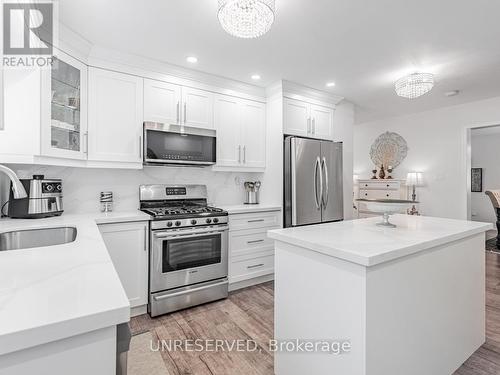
[153,279,229,301]
[153,226,228,239]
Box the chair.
[485,190,500,249]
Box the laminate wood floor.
[130,252,500,375]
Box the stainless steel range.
[140,184,229,317]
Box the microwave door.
[144,126,216,165]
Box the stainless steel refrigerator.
[284,136,343,227]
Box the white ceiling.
[59,0,500,123]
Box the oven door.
[150,225,228,292]
[144,123,216,165]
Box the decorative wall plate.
[370,131,408,168]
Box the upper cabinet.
[88,68,144,163]
[283,97,334,141]
[41,50,88,160]
[144,79,214,129]
[214,94,266,171]
[310,104,334,140]
[143,79,180,125]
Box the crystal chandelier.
[395,73,434,99]
[218,0,276,39]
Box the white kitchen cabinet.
[240,100,266,168]
[228,209,281,289]
[41,50,88,160]
[214,94,266,171]
[283,97,309,137]
[283,97,334,141]
[144,79,213,129]
[182,87,214,129]
[88,68,143,163]
[214,94,242,167]
[310,104,334,140]
[144,79,181,125]
[98,221,148,310]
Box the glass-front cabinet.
[41,50,87,159]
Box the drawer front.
[359,189,400,200]
[230,227,278,258]
[230,254,274,283]
[229,210,281,231]
[359,181,400,190]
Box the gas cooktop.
[139,184,228,224]
[141,205,226,219]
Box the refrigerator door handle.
[321,157,329,208]
[314,157,322,210]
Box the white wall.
[0,165,262,215]
[354,96,500,220]
[471,131,500,236]
[334,101,355,220]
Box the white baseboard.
[131,305,147,317]
[229,274,274,292]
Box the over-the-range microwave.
[143,122,216,166]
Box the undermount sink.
[0,227,77,251]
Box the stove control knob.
[175,221,181,227]
[213,218,219,223]
[191,219,197,225]
[206,218,212,224]
[167,221,173,227]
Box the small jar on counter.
[100,191,113,213]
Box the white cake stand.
[356,199,416,228]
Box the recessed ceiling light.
[251,74,261,80]
[326,82,336,87]
[186,56,198,63]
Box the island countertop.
[0,212,146,356]
[268,214,493,267]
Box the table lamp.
[406,172,424,215]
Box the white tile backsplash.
[1,164,263,214]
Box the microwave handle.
[176,101,180,124]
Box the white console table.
[356,179,408,218]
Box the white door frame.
[464,121,500,220]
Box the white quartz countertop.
[220,204,281,214]
[0,211,148,356]
[268,214,493,267]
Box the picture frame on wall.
[471,168,483,192]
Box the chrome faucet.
[0,165,27,199]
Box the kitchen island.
[268,214,492,375]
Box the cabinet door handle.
[243,145,246,164]
[247,263,264,269]
[176,101,180,124]
[238,145,241,163]
[139,136,142,159]
[307,117,311,134]
[312,118,316,134]
[184,102,187,124]
[248,219,265,223]
[144,226,147,251]
[83,132,89,154]
[247,239,264,244]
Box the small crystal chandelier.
[395,73,434,99]
[218,0,276,39]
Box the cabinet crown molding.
[268,80,344,108]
